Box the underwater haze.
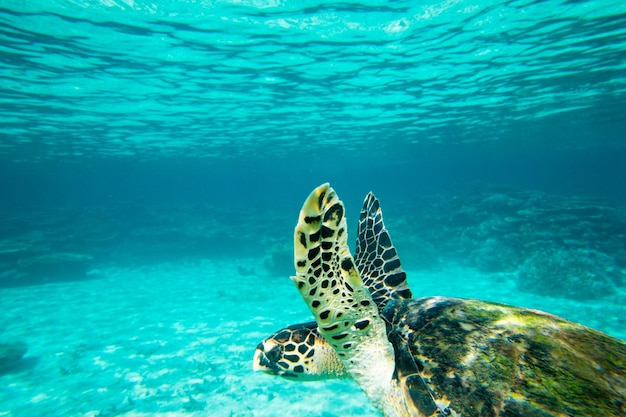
[1,0,626,416]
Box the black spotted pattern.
[293,184,382,356]
[256,321,322,380]
[354,192,412,312]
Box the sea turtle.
[253,183,626,416]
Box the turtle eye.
[266,344,284,363]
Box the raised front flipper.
[291,183,413,416]
[355,191,412,312]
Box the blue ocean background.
[1,0,625,415]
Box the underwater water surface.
[1,0,626,416]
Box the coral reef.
[0,204,292,287]
[516,248,620,300]
[1,187,624,299]
[403,187,626,300]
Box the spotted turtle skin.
[254,183,626,417]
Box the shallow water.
[1,257,624,416]
[1,0,626,160]
[0,260,378,416]
[1,0,626,415]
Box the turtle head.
[253,321,348,381]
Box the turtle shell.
[384,296,626,417]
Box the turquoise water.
[1,0,626,416]
[2,0,626,160]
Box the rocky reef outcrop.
[0,341,27,374]
[395,187,626,300]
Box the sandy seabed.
[1,258,624,417]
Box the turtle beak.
[253,342,279,375]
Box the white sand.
[0,259,376,416]
[0,259,623,416]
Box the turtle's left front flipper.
[291,183,412,417]
[355,191,412,312]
